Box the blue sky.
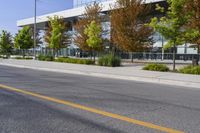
[0,0,73,35]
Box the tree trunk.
[23,49,25,58]
[161,48,164,61]
[112,46,116,57]
[197,45,200,65]
[131,52,134,63]
[93,50,96,62]
[172,44,176,71]
[90,51,93,60]
[52,49,56,59]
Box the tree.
[0,30,13,57]
[74,2,103,53]
[183,0,200,65]
[84,21,103,61]
[111,0,153,62]
[44,15,70,57]
[14,26,34,57]
[149,0,188,71]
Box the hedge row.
[55,57,95,65]
[38,54,54,61]
[178,65,200,75]
[14,57,33,60]
[143,63,169,72]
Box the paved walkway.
[0,59,199,88]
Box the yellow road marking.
[0,84,184,133]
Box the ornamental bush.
[38,54,54,61]
[15,57,33,60]
[143,63,169,72]
[55,57,95,65]
[98,54,121,67]
[179,65,200,75]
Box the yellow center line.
[0,84,184,133]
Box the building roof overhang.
[17,0,164,27]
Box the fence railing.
[10,48,200,61]
[117,52,200,61]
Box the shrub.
[0,55,7,59]
[55,57,95,65]
[55,57,69,62]
[98,54,121,67]
[179,65,200,75]
[15,57,33,60]
[38,54,54,61]
[143,63,169,72]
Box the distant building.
[16,0,197,57]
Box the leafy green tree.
[0,30,13,57]
[149,0,188,71]
[74,2,103,52]
[84,21,102,61]
[14,26,34,57]
[44,15,70,57]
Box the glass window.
[74,0,110,7]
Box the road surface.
[0,65,200,133]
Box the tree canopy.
[84,21,102,50]
[74,2,103,51]
[0,30,13,56]
[14,26,34,50]
[149,0,189,70]
[44,15,70,54]
[111,0,153,54]
[183,0,200,59]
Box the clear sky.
[0,0,73,35]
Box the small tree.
[14,26,34,57]
[149,0,188,71]
[111,0,153,62]
[44,16,70,58]
[84,21,102,61]
[0,30,13,57]
[74,2,103,54]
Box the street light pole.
[33,0,37,59]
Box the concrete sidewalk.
[0,59,199,88]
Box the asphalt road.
[0,65,200,133]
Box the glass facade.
[73,0,111,7]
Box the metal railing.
[10,48,200,61]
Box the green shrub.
[55,57,69,62]
[15,57,33,60]
[38,54,54,61]
[179,65,200,75]
[55,57,95,65]
[98,54,121,67]
[0,55,8,59]
[143,63,169,72]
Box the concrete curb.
[0,62,199,89]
